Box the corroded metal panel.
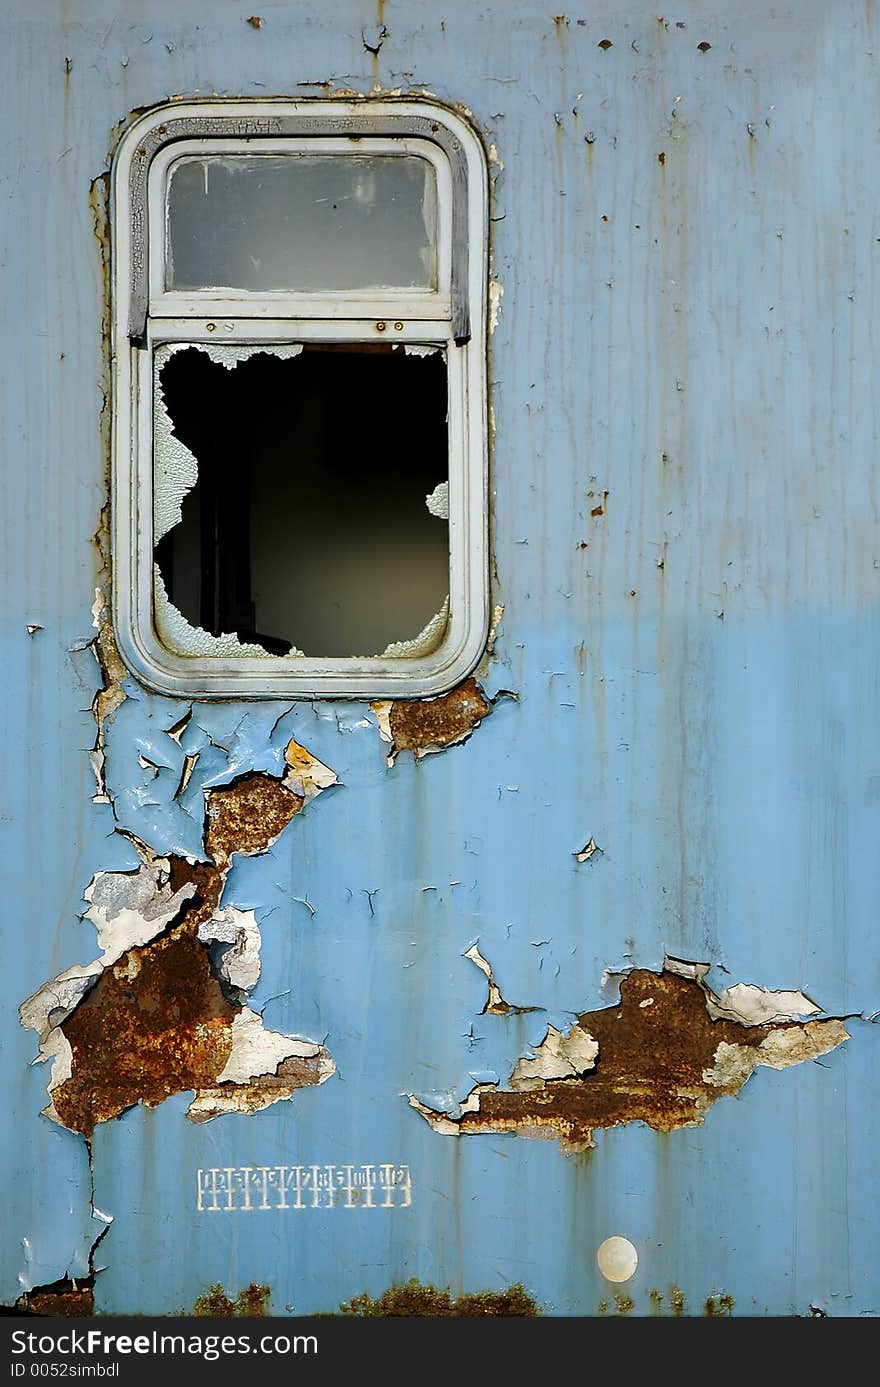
[2,0,878,1318]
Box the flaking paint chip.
[20,745,339,1134]
[574,838,603,863]
[464,942,537,1016]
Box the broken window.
[153,343,449,659]
[111,102,488,698]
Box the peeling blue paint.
[2,0,878,1317]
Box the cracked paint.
[16,1200,112,1315]
[508,1022,599,1091]
[282,736,338,800]
[464,943,536,1016]
[197,907,262,997]
[20,745,338,1137]
[371,676,493,765]
[408,961,849,1151]
[2,5,872,1326]
[574,837,603,863]
[86,587,129,803]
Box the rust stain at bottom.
[705,1293,735,1316]
[16,1282,94,1317]
[649,1286,688,1316]
[338,1279,540,1316]
[192,1283,270,1317]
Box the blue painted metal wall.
[2,0,877,1316]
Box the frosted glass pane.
[166,154,437,291]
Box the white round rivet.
[597,1236,638,1283]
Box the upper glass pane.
[166,154,438,292]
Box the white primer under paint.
[214,1008,333,1086]
[509,1022,599,1091]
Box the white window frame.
[111,99,488,699]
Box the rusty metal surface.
[57,929,235,1136]
[2,0,878,1318]
[16,1285,95,1318]
[410,968,849,1149]
[204,774,304,869]
[386,678,491,754]
[338,1279,540,1316]
[39,769,331,1137]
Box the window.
[111,101,488,698]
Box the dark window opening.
[154,346,450,658]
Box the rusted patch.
[371,677,492,764]
[670,1285,686,1316]
[25,760,336,1134]
[705,1292,734,1316]
[205,772,304,870]
[16,1281,94,1317]
[188,1052,329,1125]
[339,1279,539,1316]
[193,1283,270,1316]
[54,923,238,1135]
[614,1293,634,1316]
[409,967,849,1150]
[168,857,224,925]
